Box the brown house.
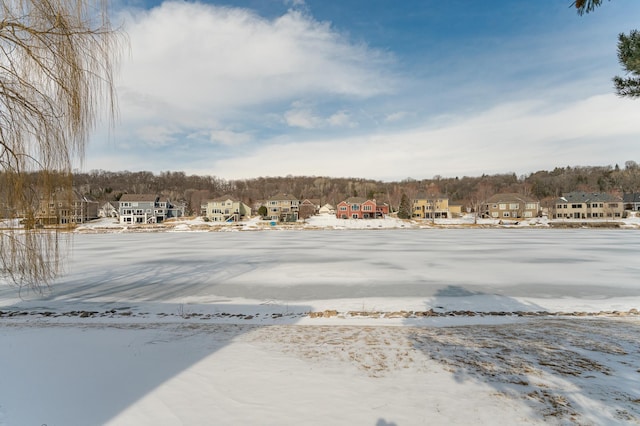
[483,193,540,219]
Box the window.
[526,203,537,209]
[352,214,358,219]
[503,212,510,217]
[571,204,581,209]
[363,205,372,211]
[351,204,360,210]
[499,203,506,210]
[339,206,347,211]
[608,203,618,208]
[491,212,499,218]
[556,204,562,209]
[524,211,532,217]
[509,203,519,210]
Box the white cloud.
[283,104,356,129]
[117,2,393,125]
[384,111,410,123]
[135,125,179,146]
[209,94,640,180]
[328,111,356,128]
[284,107,323,129]
[209,129,253,146]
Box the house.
[483,193,540,219]
[412,193,449,219]
[318,203,336,215]
[118,194,184,224]
[298,199,319,220]
[37,190,98,225]
[203,197,251,222]
[623,193,640,211]
[448,204,464,218]
[336,197,387,219]
[265,193,299,222]
[98,201,119,218]
[553,192,623,219]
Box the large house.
[412,193,449,219]
[483,193,540,219]
[119,194,184,224]
[623,193,640,211]
[265,193,299,222]
[553,192,623,219]
[37,190,98,225]
[336,197,388,219]
[203,197,251,222]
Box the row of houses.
[32,190,640,226]
[34,192,186,226]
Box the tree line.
[69,161,640,215]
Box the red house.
[336,197,387,219]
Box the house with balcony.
[483,193,540,219]
[118,194,184,224]
[336,197,387,219]
[553,192,623,219]
[37,190,98,225]
[412,193,449,219]
[265,193,299,222]
[203,197,251,222]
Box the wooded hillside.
[69,161,640,215]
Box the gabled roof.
[557,192,622,203]
[342,197,368,204]
[268,193,298,201]
[120,194,158,202]
[208,195,238,203]
[486,193,538,204]
[413,192,447,201]
[623,193,640,203]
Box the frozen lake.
[4,228,635,308]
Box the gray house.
[119,194,184,224]
[623,193,640,211]
[554,192,623,219]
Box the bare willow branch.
[0,0,124,291]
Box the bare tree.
[1,0,123,290]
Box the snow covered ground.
[1,227,639,425]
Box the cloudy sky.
[85,0,640,181]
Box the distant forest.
[72,161,640,215]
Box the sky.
[84,0,640,181]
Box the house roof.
[119,194,158,202]
[343,197,368,204]
[486,193,538,204]
[557,192,622,203]
[623,193,640,203]
[268,193,298,201]
[413,192,448,201]
[208,195,238,203]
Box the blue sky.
[85,0,640,181]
